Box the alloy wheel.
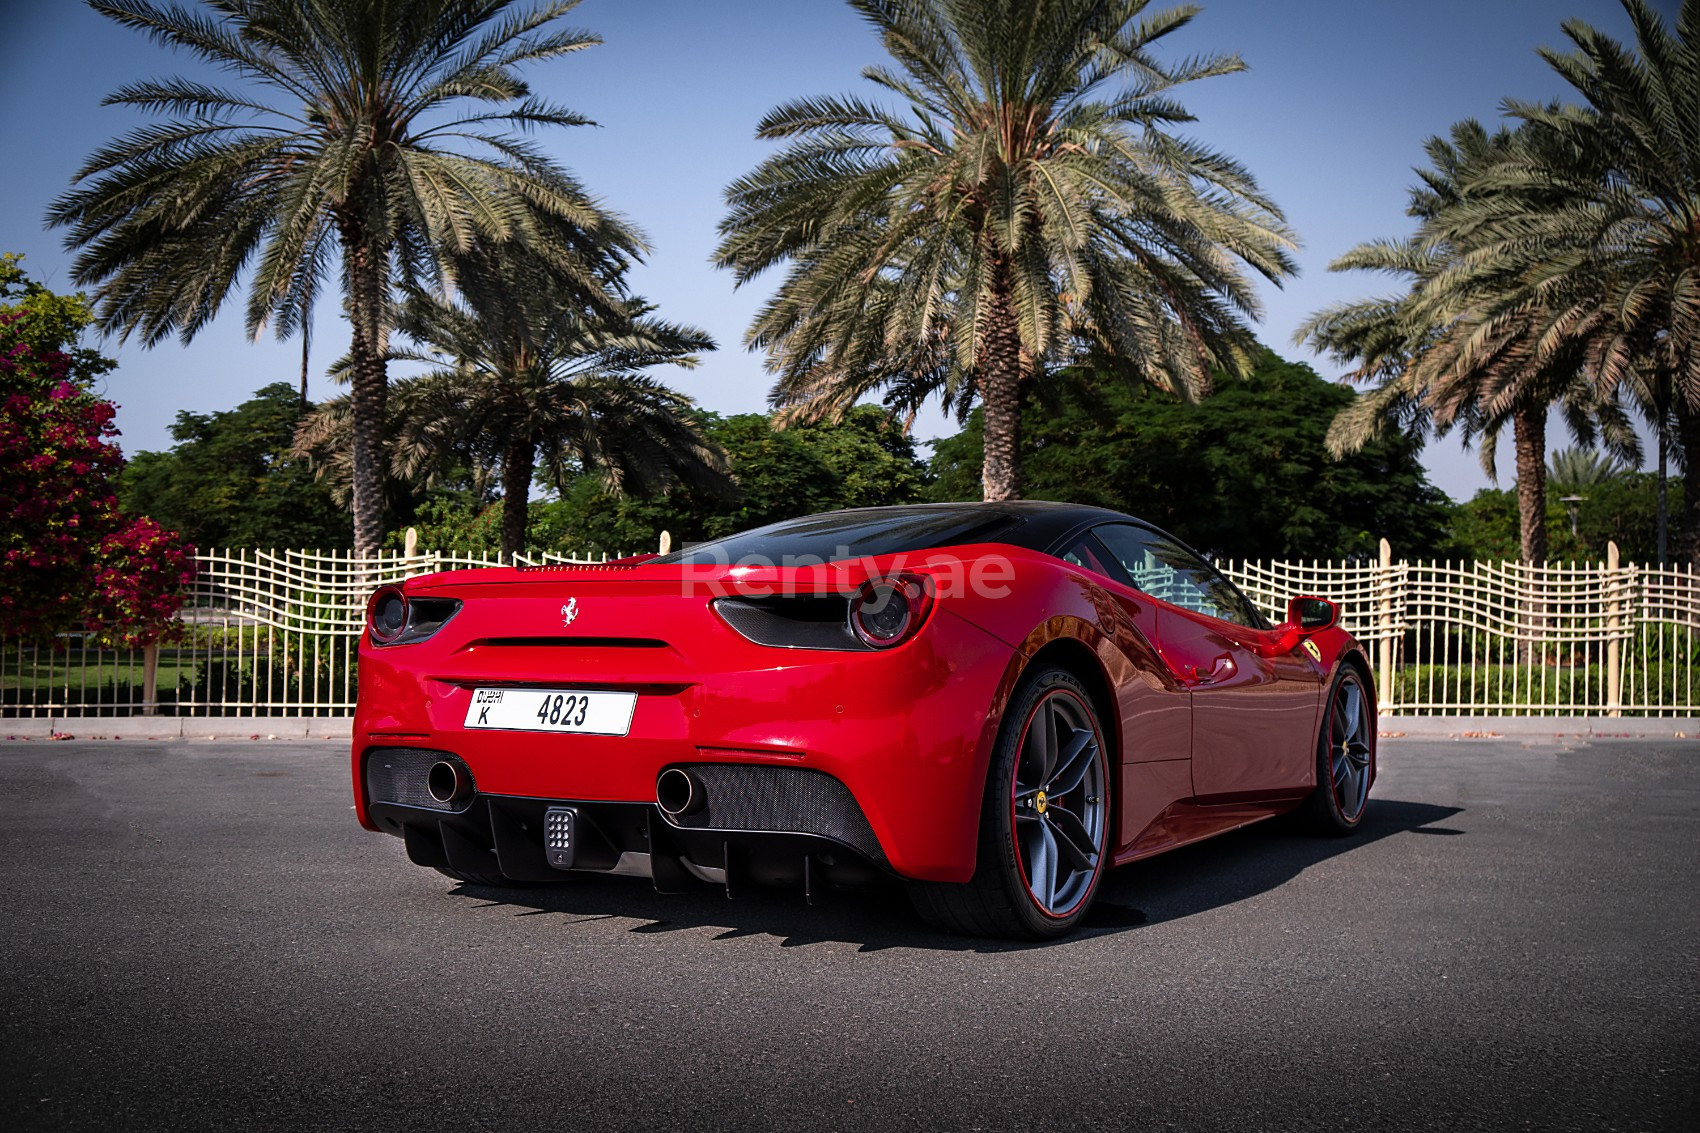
[1010,688,1108,917]
[1328,674,1373,822]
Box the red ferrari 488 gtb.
[353,502,1376,939]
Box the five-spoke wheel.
[1302,666,1375,833]
[1011,686,1108,918]
[910,664,1111,939]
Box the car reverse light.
[850,574,933,649]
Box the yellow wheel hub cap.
[1035,790,1049,815]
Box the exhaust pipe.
[426,760,471,806]
[656,767,705,818]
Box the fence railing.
[3,541,1695,718]
[1220,540,1697,717]
[1,546,630,719]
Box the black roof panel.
[655,501,1139,565]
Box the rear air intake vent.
[364,747,474,813]
[663,764,887,865]
[713,596,869,651]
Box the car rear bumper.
[352,608,1019,883]
[364,750,895,896]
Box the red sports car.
[353,503,1376,939]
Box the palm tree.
[1410,0,1699,564]
[715,0,1296,501]
[1549,446,1624,493]
[49,0,637,558]
[299,247,729,562]
[1302,121,1638,563]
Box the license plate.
[463,687,637,735]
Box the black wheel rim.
[1010,688,1107,917]
[1328,675,1373,822]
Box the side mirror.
[1288,596,1338,632]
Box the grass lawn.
[2,653,196,694]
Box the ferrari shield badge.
[1302,639,1323,663]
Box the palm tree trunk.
[978,264,1024,502]
[299,271,314,410]
[1676,403,1700,568]
[1657,409,1669,566]
[1649,370,1671,565]
[340,221,389,560]
[1513,403,1548,564]
[1512,402,1548,667]
[499,437,535,564]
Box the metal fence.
[1,546,630,719]
[3,541,1695,718]
[1221,541,1697,717]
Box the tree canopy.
[404,406,933,555]
[1,255,191,645]
[1299,120,1639,565]
[120,383,349,549]
[715,0,1295,501]
[1312,0,1699,564]
[52,0,637,557]
[1446,475,1680,564]
[928,348,1453,560]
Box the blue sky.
[0,0,1661,507]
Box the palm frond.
[718,0,1293,499]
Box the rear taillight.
[369,587,408,644]
[366,586,460,646]
[850,575,933,649]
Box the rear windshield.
[655,508,1023,567]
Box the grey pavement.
[1,715,354,740]
[0,735,1695,1131]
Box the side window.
[1092,524,1261,628]
[1058,536,1118,580]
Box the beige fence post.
[1377,538,1395,711]
[658,530,672,555]
[1605,540,1622,717]
[141,641,159,716]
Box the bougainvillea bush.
[1,255,193,646]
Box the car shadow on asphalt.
[444,797,1463,954]
[1095,798,1463,928]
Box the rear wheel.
[1300,665,1375,834]
[911,665,1111,939]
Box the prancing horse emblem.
[561,597,579,627]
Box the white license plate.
[463,687,637,735]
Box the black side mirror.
[1288,596,1338,631]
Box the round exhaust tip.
[656,767,704,818]
[426,760,468,805]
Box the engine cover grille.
[363,747,472,813]
[666,764,887,865]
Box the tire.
[1299,664,1375,835]
[910,664,1112,940]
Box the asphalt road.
[1,735,1695,1132]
